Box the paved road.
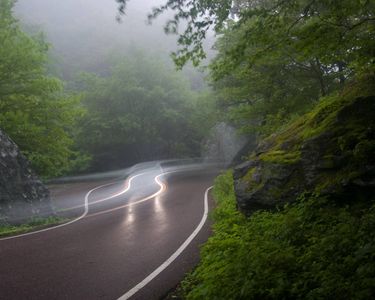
[0,166,217,300]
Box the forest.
[0,0,216,178]
[5,0,372,178]
[1,0,374,298]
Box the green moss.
[259,150,301,164]
[241,167,265,192]
[301,75,375,141]
[246,75,374,199]
[300,94,341,139]
[243,167,256,182]
[259,75,375,151]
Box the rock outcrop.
[234,76,375,215]
[0,129,53,224]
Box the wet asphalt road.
[0,168,217,300]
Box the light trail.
[84,172,168,218]
[0,172,147,241]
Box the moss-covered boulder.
[234,76,375,215]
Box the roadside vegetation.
[139,0,375,298]
[182,171,375,299]
[0,216,66,238]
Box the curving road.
[0,165,218,300]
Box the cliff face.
[234,76,375,215]
[0,129,53,224]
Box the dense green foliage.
[76,52,215,171]
[142,0,374,70]
[136,0,374,135]
[210,0,374,135]
[183,171,375,299]
[0,0,84,177]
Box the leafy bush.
[183,171,375,299]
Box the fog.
[15,0,212,83]
[4,0,227,178]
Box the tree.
[117,0,373,134]
[120,0,374,74]
[209,19,338,135]
[0,0,84,177]
[76,51,214,171]
[114,1,374,136]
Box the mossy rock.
[234,75,375,215]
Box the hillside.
[182,75,375,299]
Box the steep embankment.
[235,75,375,214]
[0,129,53,224]
[182,76,375,299]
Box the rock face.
[0,129,53,224]
[234,77,375,215]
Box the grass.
[0,216,68,238]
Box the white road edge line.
[0,172,146,241]
[84,172,169,219]
[117,185,213,300]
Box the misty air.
[0,1,374,299]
